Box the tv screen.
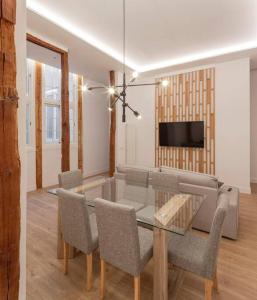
[159,121,204,148]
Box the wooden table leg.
[153,227,168,300]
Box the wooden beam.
[0,0,20,299]
[35,62,42,189]
[77,75,83,172]
[26,33,66,55]
[109,70,116,177]
[61,52,70,172]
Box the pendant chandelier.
[84,0,169,122]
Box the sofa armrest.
[179,182,219,232]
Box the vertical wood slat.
[77,75,83,172]
[35,62,42,189]
[155,68,215,175]
[61,52,70,172]
[109,70,116,177]
[0,0,20,299]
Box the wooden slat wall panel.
[35,62,42,189]
[109,70,116,177]
[77,75,83,171]
[155,68,215,175]
[61,52,70,172]
[0,0,20,298]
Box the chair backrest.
[58,170,82,189]
[125,169,149,187]
[57,188,94,254]
[94,198,141,276]
[203,194,228,278]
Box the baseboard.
[250,178,257,184]
[83,169,109,179]
[238,186,251,194]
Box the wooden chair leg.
[64,241,69,275]
[213,269,218,292]
[100,259,106,300]
[86,253,93,291]
[134,276,140,300]
[205,279,213,300]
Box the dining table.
[49,176,206,300]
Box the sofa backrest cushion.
[117,164,160,174]
[160,166,218,189]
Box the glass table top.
[49,177,205,235]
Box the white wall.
[250,69,257,183]
[216,58,251,193]
[16,0,27,298]
[83,83,110,177]
[116,58,251,193]
[116,74,155,167]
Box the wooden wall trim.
[78,75,83,171]
[35,62,42,189]
[26,33,66,55]
[0,0,21,298]
[155,68,215,175]
[109,70,116,177]
[61,52,70,172]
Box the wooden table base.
[153,227,168,300]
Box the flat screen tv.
[159,121,204,148]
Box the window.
[69,73,78,143]
[45,104,60,143]
[43,64,61,144]
[43,65,78,144]
[44,65,61,102]
[26,59,34,146]
[26,103,31,145]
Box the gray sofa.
[115,164,239,240]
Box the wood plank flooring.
[27,189,257,300]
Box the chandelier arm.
[88,86,107,91]
[114,82,160,89]
[110,96,121,108]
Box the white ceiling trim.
[27,0,257,74]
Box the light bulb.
[108,107,113,112]
[162,80,169,87]
[82,85,88,92]
[108,87,115,95]
[137,114,142,120]
[132,71,139,79]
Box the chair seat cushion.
[138,227,153,274]
[168,232,207,277]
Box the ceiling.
[27,0,257,84]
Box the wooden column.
[0,0,21,299]
[61,52,70,172]
[109,70,116,177]
[77,75,83,171]
[35,62,42,189]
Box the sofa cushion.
[160,166,218,189]
[117,164,160,174]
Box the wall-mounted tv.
[159,121,204,148]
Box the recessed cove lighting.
[26,0,138,70]
[27,1,257,73]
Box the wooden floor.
[27,188,257,300]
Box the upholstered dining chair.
[117,169,149,212]
[168,194,228,300]
[58,169,83,189]
[94,198,153,300]
[57,188,98,291]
